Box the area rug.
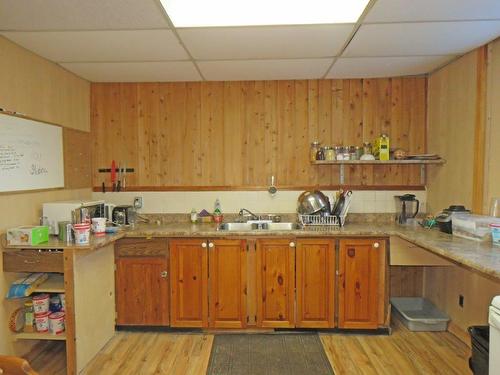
[206,333,334,375]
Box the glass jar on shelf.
[316,147,325,160]
[310,141,321,162]
[324,146,335,161]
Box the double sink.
[218,222,300,232]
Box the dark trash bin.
[468,325,489,375]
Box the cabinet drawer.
[115,238,168,257]
[3,250,64,273]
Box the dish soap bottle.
[213,198,223,224]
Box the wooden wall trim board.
[91,78,427,190]
[472,46,488,214]
[91,184,426,192]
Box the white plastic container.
[32,294,50,314]
[73,223,91,245]
[452,214,500,241]
[391,297,449,331]
[48,312,65,334]
[35,312,49,332]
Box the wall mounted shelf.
[312,159,446,185]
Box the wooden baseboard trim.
[448,321,471,348]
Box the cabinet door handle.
[347,248,355,257]
[208,242,214,248]
[160,271,168,278]
[289,242,296,248]
[201,242,207,248]
[373,242,380,249]
[23,259,40,264]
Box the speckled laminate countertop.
[124,222,500,280]
[4,222,500,280]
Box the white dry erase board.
[0,113,64,192]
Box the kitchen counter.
[125,222,500,280]
[3,222,500,279]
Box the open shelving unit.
[33,274,65,294]
[13,332,66,341]
[7,273,66,341]
[311,159,446,184]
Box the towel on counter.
[6,273,48,299]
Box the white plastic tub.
[452,214,500,241]
[391,297,449,332]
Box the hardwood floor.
[321,319,471,375]
[28,319,471,375]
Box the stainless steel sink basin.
[218,222,300,231]
[218,222,258,231]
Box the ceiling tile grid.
[178,24,355,60]
[0,0,499,81]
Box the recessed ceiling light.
[160,0,369,28]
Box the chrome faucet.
[239,208,259,221]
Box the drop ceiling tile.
[343,21,500,57]
[327,56,456,78]
[60,61,202,82]
[198,59,332,81]
[364,0,500,23]
[0,30,188,62]
[178,25,355,59]
[0,0,169,30]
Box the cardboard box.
[7,226,49,246]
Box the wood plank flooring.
[28,319,471,375]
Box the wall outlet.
[133,196,143,209]
[459,295,464,308]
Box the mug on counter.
[91,218,106,235]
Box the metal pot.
[297,190,330,215]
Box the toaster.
[112,205,136,226]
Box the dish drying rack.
[298,193,352,227]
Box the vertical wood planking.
[223,81,243,186]
[91,78,427,189]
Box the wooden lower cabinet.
[296,239,335,328]
[338,238,382,329]
[169,239,209,327]
[115,239,169,326]
[209,239,247,328]
[256,239,295,328]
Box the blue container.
[491,224,500,245]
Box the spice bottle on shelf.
[316,147,325,161]
[310,141,321,162]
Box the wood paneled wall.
[91,78,426,190]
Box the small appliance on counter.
[112,205,136,226]
[42,200,105,235]
[435,205,470,234]
[394,194,420,224]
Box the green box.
[7,226,49,246]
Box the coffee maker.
[394,194,420,224]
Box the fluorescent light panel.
[160,0,369,27]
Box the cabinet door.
[209,239,247,328]
[170,239,208,328]
[296,239,335,328]
[338,239,381,329]
[115,256,169,326]
[256,239,295,328]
